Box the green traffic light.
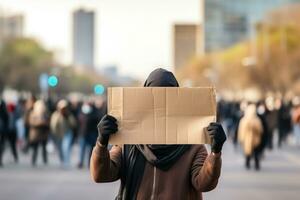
[48,75,58,87]
[94,84,105,95]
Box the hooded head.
[144,68,179,87]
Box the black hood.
[144,68,179,87]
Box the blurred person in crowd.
[238,104,263,170]
[6,103,19,161]
[232,100,247,149]
[231,101,244,148]
[256,101,269,157]
[265,97,278,150]
[45,97,56,114]
[23,94,36,153]
[69,100,81,146]
[90,68,226,200]
[50,100,76,168]
[15,98,26,148]
[77,101,103,168]
[277,99,292,148]
[0,99,9,167]
[292,99,300,147]
[29,100,50,166]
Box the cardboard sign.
[108,87,216,144]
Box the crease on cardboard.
[151,88,156,143]
[109,87,215,144]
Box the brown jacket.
[90,143,222,200]
[238,106,263,156]
[29,112,50,143]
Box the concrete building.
[173,24,202,69]
[202,0,300,52]
[72,8,95,68]
[0,14,24,46]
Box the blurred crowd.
[1,93,300,171]
[217,96,300,170]
[0,94,106,168]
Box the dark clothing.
[143,68,179,87]
[277,104,292,148]
[121,145,191,199]
[265,109,278,150]
[246,148,260,170]
[0,100,8,135]
[31,140,47,165]
[257,113,269,155]
[91,144,221,200]
[0,131,18,164]
[78,105,104,167]
[0,100,18,165]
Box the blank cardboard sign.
[108,87,216,144]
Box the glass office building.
[203,0,300,52]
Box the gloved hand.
[204,122,226,153]
[97,114,118,146]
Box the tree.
[0,38,53,93]
[0,37,110,95]
[178,23,300,95]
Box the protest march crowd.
[0,94,106,168]
[1,92,300,168]
[1,91,300,170]
[218,96,300,170]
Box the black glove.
[97,114,118,146]
[204,122,226,153]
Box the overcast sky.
[0,0,201,79]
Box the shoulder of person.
[189,144,207,155]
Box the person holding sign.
[90,68,226,200]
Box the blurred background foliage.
[0,38,108,94]
[178,7,300,96]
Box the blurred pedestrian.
[77,102,101,168]
[50,100,76,168]
[29,100,50,166]
[277,100,292,148]
[69,100,81,147]
[15,98,26,149]
[238,104,263,170]
[265,98,278,150]
[90,68,226,200]
[0,99,9,167]
[23,94,36,153]
[256,102,269,157]
[292,103,300,147]
[6,103,19,162]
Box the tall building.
[202,0,300,52]
[72,8,95,68]
[173,24,202,69]
[0,14,24,46]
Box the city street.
[2,1,300,200]
[0,143,300,200]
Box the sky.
[0,0,201,79]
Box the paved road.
[205,144,300,200]
[0,143,300,200]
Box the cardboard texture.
[108,87,216,144]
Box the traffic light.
[48,75,58,87]
[94,84,105,95]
